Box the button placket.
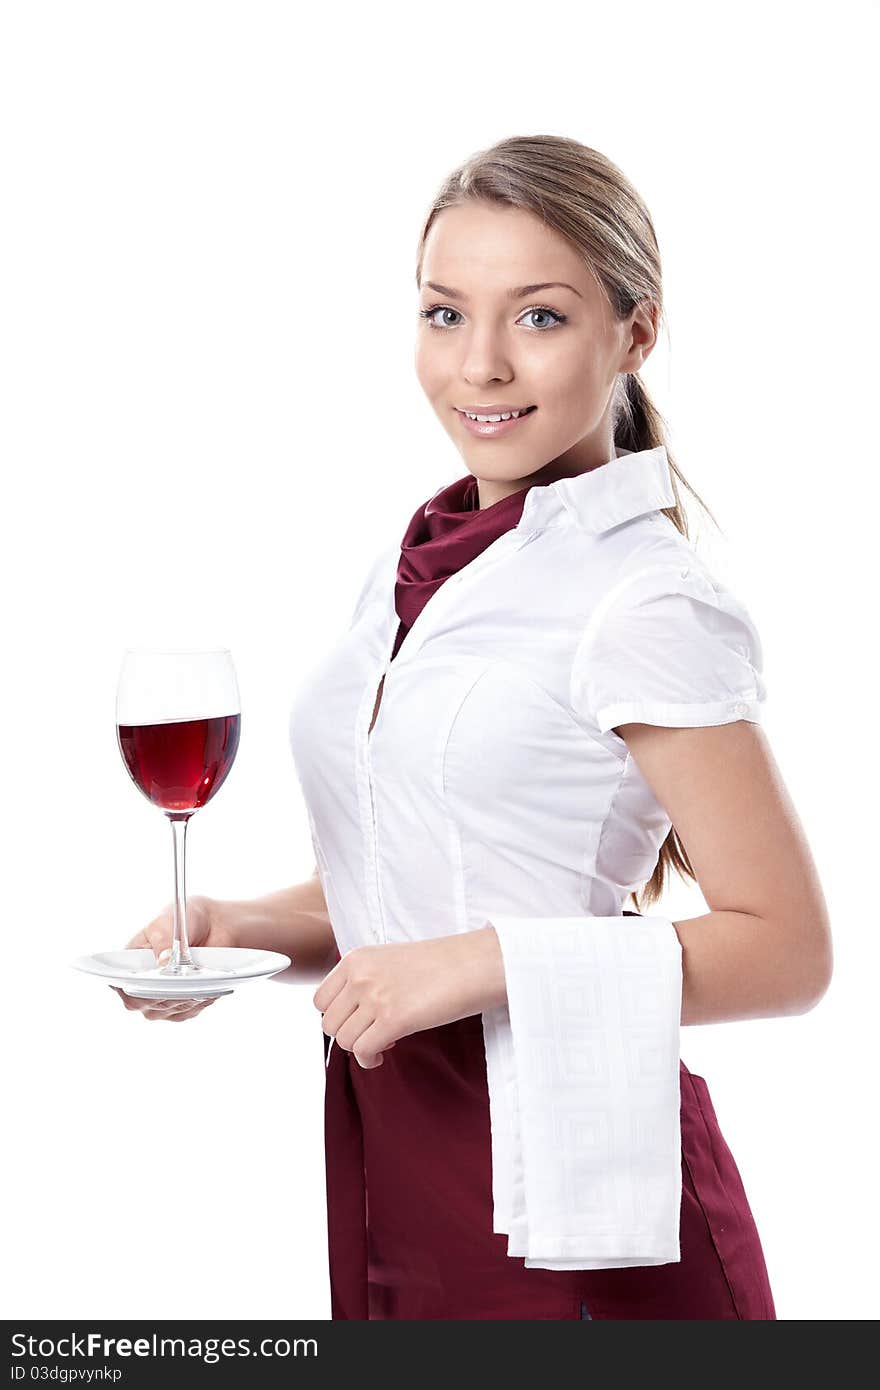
[356,528,538,948]
[356,673,388,945]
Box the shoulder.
[592,515,755,636]
[570,522,767,735]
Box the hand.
[312,928,505,1070]
[111,894,237,1023]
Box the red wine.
[117,713,240,816]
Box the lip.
[457,404,535,414]
[454,405,537,439]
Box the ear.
[620,297,659,373]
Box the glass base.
[140,961,235,979]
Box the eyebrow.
[421,280,583,301]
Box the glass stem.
[168,814,197,973]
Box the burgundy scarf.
[391,472,536,660]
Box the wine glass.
[116,648,241,980]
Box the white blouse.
[289,444,767,1269]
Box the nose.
[460,324,515,388]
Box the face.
[415,201,657,508]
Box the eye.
[519,307,566,330]
[419,305,464,329]
[418,304,567,331]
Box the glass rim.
[121,647,233,656]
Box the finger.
[129,907,176,960]
[336,1005,385,1062]
[155,997,216,1020]
[350,1018,395,1069]
[143,924,173,961]
[356,1051,384,1068]
[354,1051,383,1069]
[320,982,359,1040]
[312,959,347,1013]
[124,922,172,958]
[169,999,214,1018]
[110,986,147,1012]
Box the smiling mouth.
[455,405,538,421]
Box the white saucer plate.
[71,947,292,999]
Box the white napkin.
[481,914,683,1270]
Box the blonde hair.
[415,133,719,911]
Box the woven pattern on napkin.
[481,915,683,1270]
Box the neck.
[475,443,625,511]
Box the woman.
[117,135,832,1320]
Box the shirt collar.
[515,444,676,535]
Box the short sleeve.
[570,562,767,733]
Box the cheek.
[537,340,611,420]
[414,334,444,396]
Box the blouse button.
[735,701,750,715]
[680,567,689,579]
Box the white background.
[2,0,877,1322]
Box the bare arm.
[213,867,338,983]
[615,719,833,1024]
[458,720,834,1026]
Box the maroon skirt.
[321,1005,777,1321]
